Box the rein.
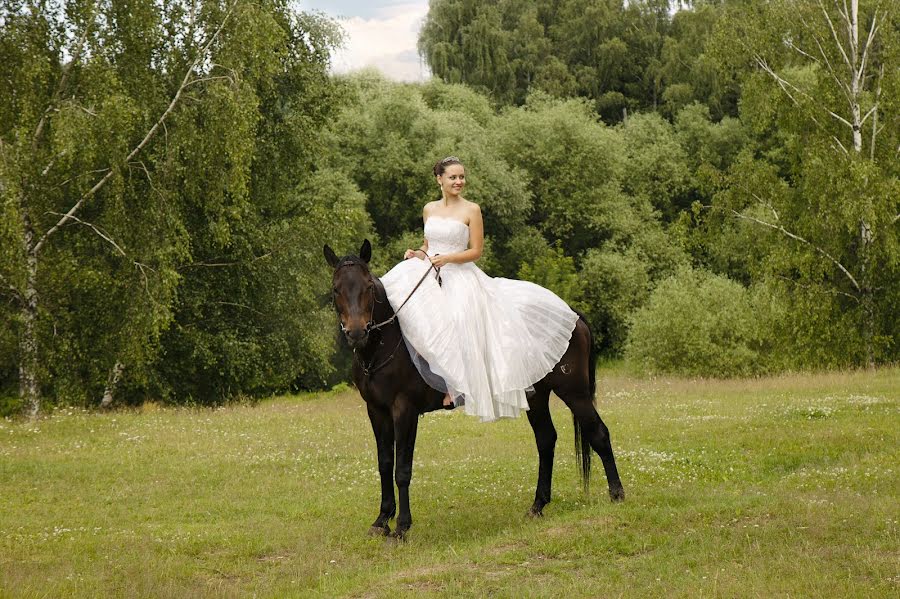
[369,252,441,332]
[336,252,442,377]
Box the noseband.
[334,256,441,333]
[331,260,380,335]
[333,256,442,376]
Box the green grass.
[1,369,898,597]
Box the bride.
[380,156,579,422]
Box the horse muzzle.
[342,322,372,349]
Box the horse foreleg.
[391,398,419,540]
[367,404,395,535]
[526,389,556,517]
[564,396,625,502]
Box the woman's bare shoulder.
[462,200,482,219]
[422,200,438,217]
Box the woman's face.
[437,164,465,198]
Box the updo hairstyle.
[433,156,463,177]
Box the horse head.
[324,240,375,350]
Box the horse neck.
[357,276,401,358]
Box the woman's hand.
[430,254,452,268]
[404,249,421,260]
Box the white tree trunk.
[850,0,863,154]
[847,0,875,367]
[100,362,124,408]
[19,213,40,419]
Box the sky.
[298,1,431,82]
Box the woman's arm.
[430,205,483,266]
[404,239,429,260]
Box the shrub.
[625,267,764,377]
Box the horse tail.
[572,310,595,493]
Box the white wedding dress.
[380,216,578,422]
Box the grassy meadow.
[1,368,898,597]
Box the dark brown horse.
[324,240,624,539]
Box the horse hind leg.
[525,387,556,517]
[559,390,625,502]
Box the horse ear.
[359,239,372,263]
[323,244,340,268]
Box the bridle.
[333,251,442,376]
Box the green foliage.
[328,81,691,359]
[580,249,652,354]
[674,103,747,172]
[517,244,585,311]
[493,95,628,255]
[0,0,353,409]
[153,167,369,402]
[626,267,765,377]
[419,0,736,121]
[618,112,691,220]
[3,0,897,409]
[324,73,531,255]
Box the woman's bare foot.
[442,393,453,408]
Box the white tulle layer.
[381,219,578,422]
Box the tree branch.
[783,38,820,65]
[798,12,853,104]
[859,104,876,125]
[857,8,880,84]
[755,56,851,154]
[742,185,781,222]
[46,211,161,302]
[33,23,91,150]
[41,150,67,177]
[127,160,166,200]
[177,223,308,271]
[46,212,128,257]
[870,63,883,160]
[818,0,853,73]
[707,205,862,292]
[33,1,239,256]
[183,74,235,89]
[211,301,266,316]
[775,274,860,303]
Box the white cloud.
[329,2,431,82]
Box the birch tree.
[0,0,347,415]
[712,0,899,366]
[2,0,238,416]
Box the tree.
[321,73,531,263]
[1,0,244,415]
[0,0,354,415]
[493,94,688,353]
[710,0,900,366]
[418,0,733,122]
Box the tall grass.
[1,368,897,597]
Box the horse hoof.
[386,530,407,544]
[368,525,390,537]
[527,507,544,518]
[609,487,625,503]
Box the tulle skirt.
[380,257,578,422]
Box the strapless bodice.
[425,217,469,254]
